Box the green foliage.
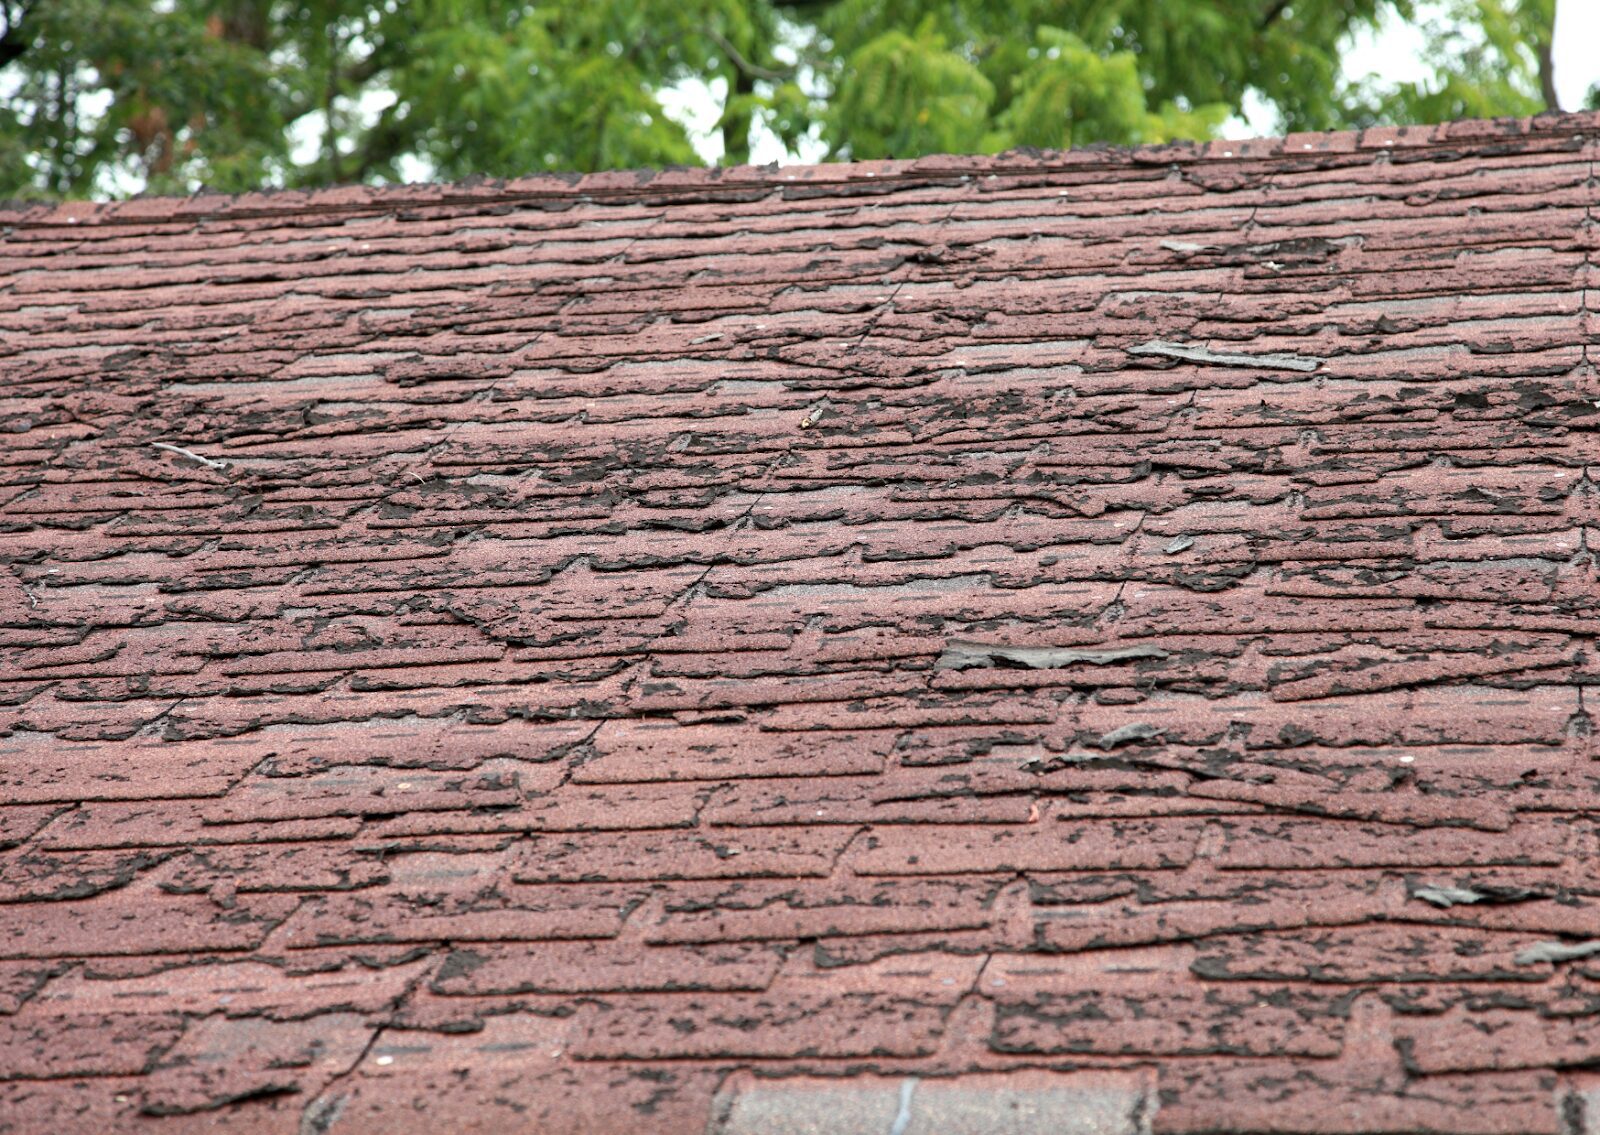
[826,19,996,158]
[0,0,290,196]
[390,6,700,177]
[813,0,1397,142]
[0,0,1568,199]
[1347,0,1553,125]
[996,26,1228,151]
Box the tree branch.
[1257,0,1293,33]
[722,67,754,165]
[323,19,340,182]
[705,25,793,83]
[270,45,388,131]
[351,103,410,182]
[1536,35,1560,112]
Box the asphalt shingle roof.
[3,111,1600,1133]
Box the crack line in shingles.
[535,717,610,801]
[115,696,190,744]
[642,198,972,687]
[400,366,537,479]
[296,1019,389,1135]
[966,952,996,1000]
[1584,148,1597,361]
[628,468,781,669]
[394,210,670,483]
[213,747,288,800]
[820,825,873,883]
[849,200,962,354]
[608,194,963,675]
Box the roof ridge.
[3,108,1597,229]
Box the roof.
[3,109,1600,1134]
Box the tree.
[0,0,1571,200]
[1346,0,1561,125]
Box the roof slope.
[3,112,1600,1133]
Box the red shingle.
[4,112,1600,1130]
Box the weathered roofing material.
[2,111,1600,1132]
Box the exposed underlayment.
[2,111,1600,1133]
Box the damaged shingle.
[1129,339,1321,372]
[935,640,1169,671]
[1514,940,1600,966]
[1411,883,1547,909]
[1094,723,1164,750]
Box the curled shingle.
[1514,940,1600,966]
[935,640,1169,671]
[1129,339,1321,372]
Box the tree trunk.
[722,68,754,166]
[1536,35,1560,112]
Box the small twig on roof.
[152,442,230,471]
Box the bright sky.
[1320,0,1600,133]
[664,0,1600,166]
[1551,0,1600,109]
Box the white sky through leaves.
[660,0,1600,167]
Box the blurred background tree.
[0,0,1579,198]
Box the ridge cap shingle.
[2,108,1595,229]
